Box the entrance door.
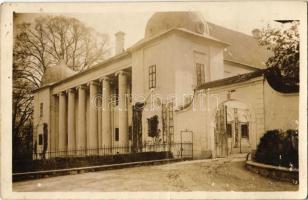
[215,104,228,158]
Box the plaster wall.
[33,88,51,154]
[264,80,299,131]
[174,77,265,158]
[171,33,225,107]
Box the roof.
[40,60,76,86]
[196,70,264,90]
[208,22,270,69]
[32,51,130,93]
[130,28,229,51]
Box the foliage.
[254,129,298,168]
[13,15,110,160]
[256,21,299,83]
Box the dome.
[145,12,208,38]
[41,60,76,86]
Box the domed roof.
[41,60,76,86]
[145,12,208,38]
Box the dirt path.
[13,159,298,192]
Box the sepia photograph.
[0,1,307,199]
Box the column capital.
[99,76,111,83]
[115,70,128,77]
[66,88,76,94]
[57,91,66,96]
[76,84,87,90]
[87,80,99,87]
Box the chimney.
[115,31,125,55]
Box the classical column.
[67,88,76,154]
[77,85,87,155]
[58,91,67,154]
[101,77,112,150]
[116,70,129,149]
[88,80,99,154]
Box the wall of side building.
[174,77,265,159]
[33,88,51,157]
[263,81,299,131]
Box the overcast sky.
[14,9,284,53]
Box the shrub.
[254,129,298,168]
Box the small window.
[226,123,232,138]
[196,63,205,86]
[241,124,249,138]
[38,134,43,145]
[40,103,43,117]
[115,128,119,141]
[149,65,156,89]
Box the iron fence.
[32,142,193,160]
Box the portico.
[48,68,131,156]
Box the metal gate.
[215,104,228,158]
[180,129,193,159]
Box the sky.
[65,12,281,49]
[14,2,298,54]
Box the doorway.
[215,100,252,157]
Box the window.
[115,128,119,141]
[241,124,249,138]
[38,134,43,145]
[147,115,159,137]
[114,88,119,106]
[169,106,173,121]
[168,104,174,143]
[149,65,156,89]
[196,63,205,86]
[40,103,43,117]
[227,123,232,138]
[169,126,174,136]
[128,126,132,140]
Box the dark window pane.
[241,124,249,138]
[40,103,43,117]
[38,134,43,145]
[129,126,132,140]
[227,123,232,138]
[115,128,119,141]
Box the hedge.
[254,129,298,168]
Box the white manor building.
[32,12,299,159]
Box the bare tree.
[13,15,110,159]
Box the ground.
[13,157,298,192]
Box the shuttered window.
[149,65,156,89]
[40,103,43,117]
[196,63,205,86]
